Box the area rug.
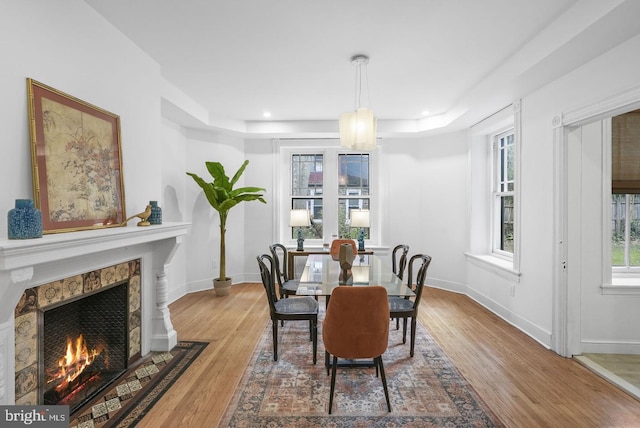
[69,340,208,428]
[220,312,504,427]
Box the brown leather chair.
[329,239,357,260]
[322,285,391,414]
[256,254,318,364]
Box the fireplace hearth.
[42,281,130,413]
[15,260,142,411]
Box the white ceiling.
[82,0,640,137]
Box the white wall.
[466,31,640,350]
[0,1,187,302]
[0,1,164,223]
[382,133,469,291]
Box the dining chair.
[388,254,432,357]
[269,243,299,298]
[329,239,357,260]
[391,244,410,280]
[391,244,410,330]
[256,254,318,364]
[323,285,391,414]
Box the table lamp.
[290,209,311,251]
[350,209,370,252]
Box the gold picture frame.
[26,79,126,233]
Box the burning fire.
[48,335,103,390]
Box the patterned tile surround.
[14,259,142,406]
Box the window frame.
[277,139,380,249]
[465,101,521,281]
[492,129,516,259]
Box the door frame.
[552,84,640,357]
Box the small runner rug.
[69,340,208,428]
[221,313,503,427]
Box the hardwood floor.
[136,283,640,427]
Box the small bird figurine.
[123,204,152,227]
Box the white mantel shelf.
[0,222,190,405]
[0,222,189,271]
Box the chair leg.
[312,319,317,364]
[402,317,408,344]
[410,316,417,357]
[376,356,392,412]
[309,319,313,341]
[328,355,338,414]
[395,316,400,330]
[272,320,278,361]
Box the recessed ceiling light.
[421,110,430,117]
[263,111,272,118]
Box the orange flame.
[49,335,103,390]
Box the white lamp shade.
[289,209,311,227]
[351,266,370,284]
[350,209,370,228]
[339,108,377,150]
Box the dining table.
[296,253,415,368]
[296,253,415,302]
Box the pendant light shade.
[339,107,377,150]
[340,55,377,150]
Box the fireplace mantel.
[0,222,189,404]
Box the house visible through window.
[285,144,375,246]
[338,154,370,239]
[291,154,323,240]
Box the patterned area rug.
[69,341,208,428]
[221,312,503,427]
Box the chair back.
[323,286,389,359]
[330,239,357,260]
[269,243,290,291]
[257,254,279,316]
[392,244,410,280]
[407,254,432,309]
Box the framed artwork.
[26,79,127,233]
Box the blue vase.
[8,199,42,239]
[148,200,162,225]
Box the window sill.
[464,253,521,283]
[602,279,640,295]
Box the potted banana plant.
[187,160,266,296]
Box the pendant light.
[339,55,377,150]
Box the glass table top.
[296,253,415,297]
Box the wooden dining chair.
[329,239,357,260]
[269,243,300,298]
[323,285,391,414]
[391,244,410,330]
[391,244,410,280]
[388,254,432,357]
[256,254,318,364]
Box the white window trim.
[467,101,521,278]
[275,139,380,249]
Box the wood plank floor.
[135,283,640,427]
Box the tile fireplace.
[0,222,188,406]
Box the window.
[466,102,520,280]
[338,154,370,239]
[291,154,324,240]
[611,194,640,268]
[280,141,377,247]
[611,109,640,272]
[493,130,515,256]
